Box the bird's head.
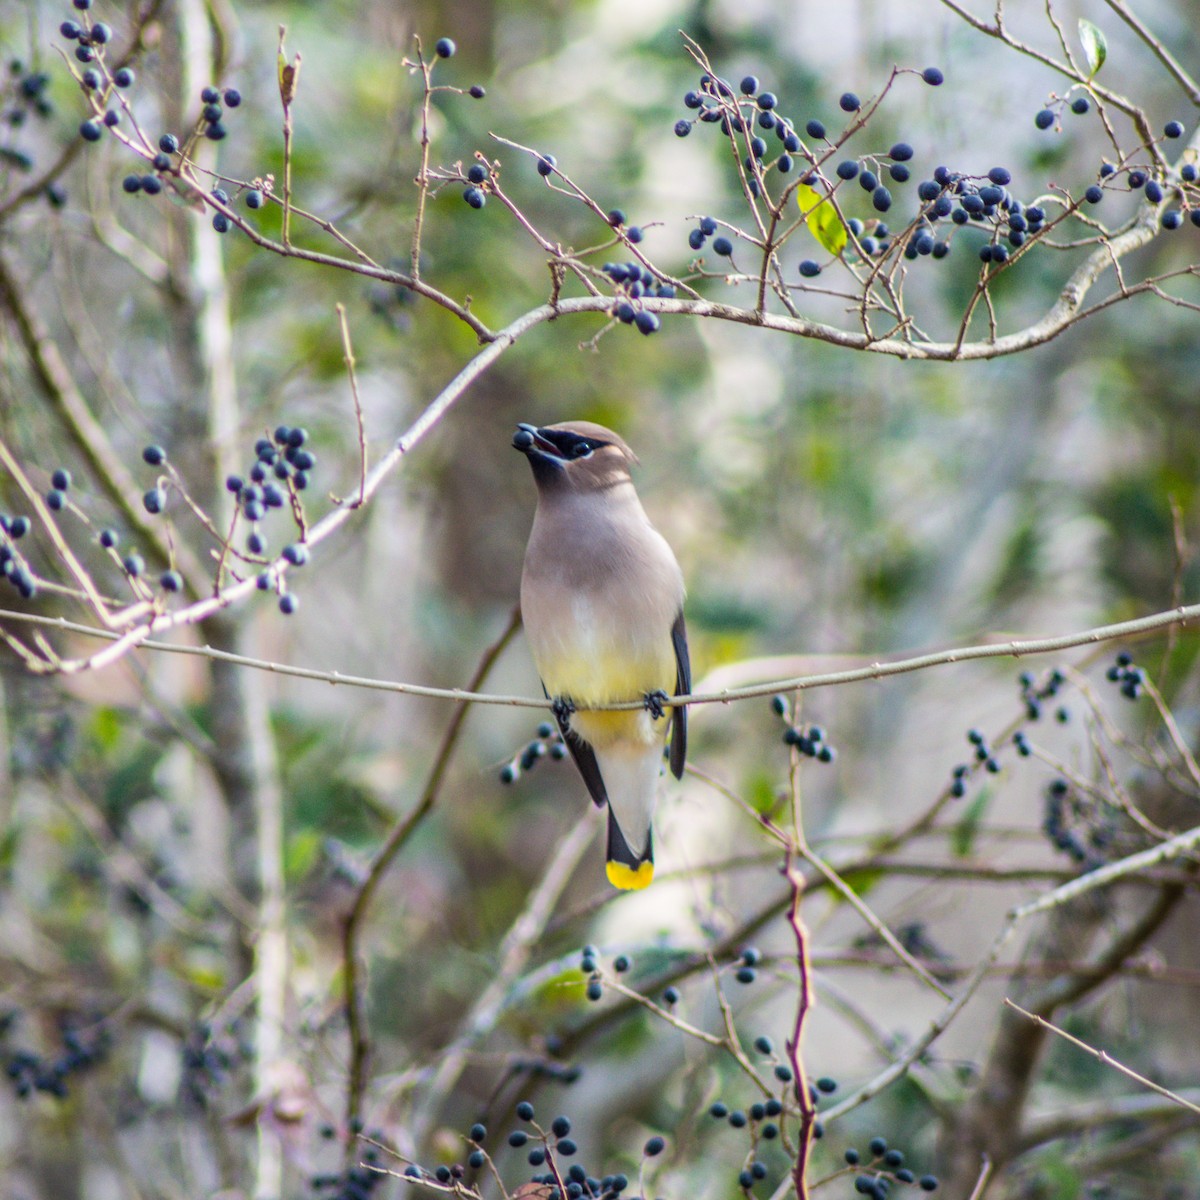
[512,421,638,492]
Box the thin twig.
[336,303,369,508]
[1004,1000,1200,1116]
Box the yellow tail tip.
[606,860,654,890]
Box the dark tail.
[605,805,654,890]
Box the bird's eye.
[571,441,593,458]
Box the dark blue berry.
[922,67,944,85]
[805,119,826,139]
[279,593,298,615]
[160,570,183,592]
[798,259,821,278]
[143,488,165,514]
[1071,96,1090,114]
[634,311,660,336]
[1035,109,1055,130]
[435,38,456,58]
[60,20,82,39]
[213,213,230,233]
[114,68,134,88]
[99,528,118,548]
[872,185,892,211]
[837,160,860,180]
[740,76,758,95]
[1129,170,1148,189]
[536,154,556,177]
[1164,120,1184,138]
[1163,209,1182,229]
[79,120,102,142]
[1084,185,1103,204]
[463,187,485,209]
[673,119,691,138]
[839,92,861,112]
[758,92,777,110]
[859,169,878,191]
[889,142,913,162]
[988,166,1012,185]
[1145,179,1164,203]
[712,235,733,257]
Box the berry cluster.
[602,261,676,336]
[771,696,837,763]
[180,1020,250,1108]
[224,424,316,614]
[1041,778,1113,870]
[945,668,1073,798]
[311,1152,386,1200]
[1,1008,112,1100]
[311,1119,388,1200]
[1018,667,1068,724]
[0,512,35,599]
[1104,650,1145,700]
[844,1136,939,1198]
[1,58,55,183]
[396,1099,668,1200]
[499,721,568,785]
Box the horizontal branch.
[4,595,1196,709]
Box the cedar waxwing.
[513,420,690,890]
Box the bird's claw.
[551,696,576,727]
[644,690,670,721]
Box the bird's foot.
[551,696,576,727]
[644,690,670,721]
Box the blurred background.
[1,0,1199,1197]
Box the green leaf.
[1078,18,1107,78]
[951,786,993,858]
[796,182,848,256]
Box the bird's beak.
[512,423,560,456]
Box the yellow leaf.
[796,182,847,257]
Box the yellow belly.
[537,636,673,749]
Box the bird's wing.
[669,610,690,780]
[551,695,609,807]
